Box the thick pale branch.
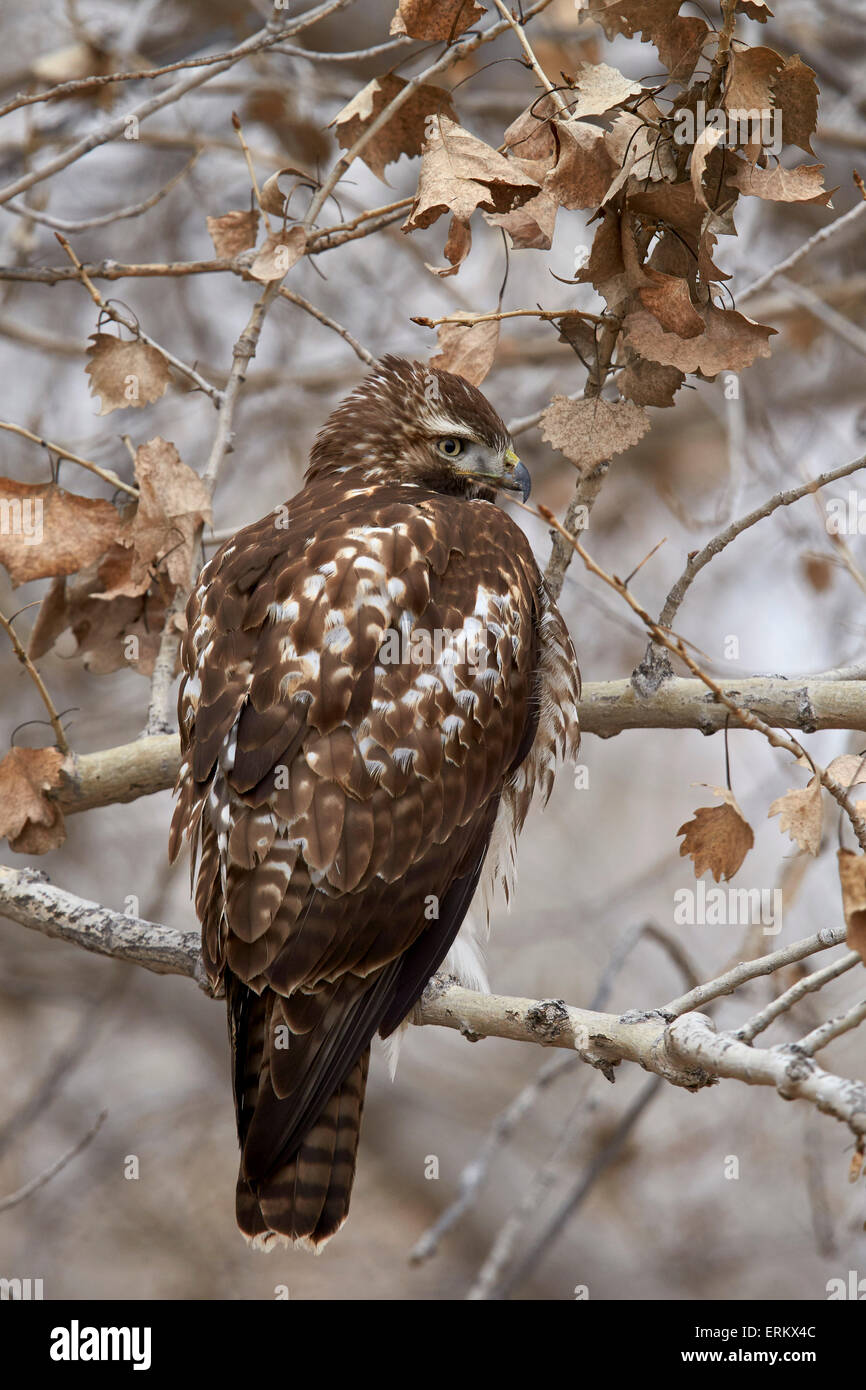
[0,866,203,983]
[1,868,862,1142]
[47,675,866,818]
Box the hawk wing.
[170,476,578,1247]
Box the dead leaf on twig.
[85,334,171,415]
[769,776,823,856]
[677,787,755,883]
[540,396,650,471]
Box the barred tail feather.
[237,1050,370,1251]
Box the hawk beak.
[502,448,531,502]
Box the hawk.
[169,357,580,1249]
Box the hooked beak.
[501,446,531,502]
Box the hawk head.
[306,355,530,503]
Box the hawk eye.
[437,436,464,458]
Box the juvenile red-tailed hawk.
[170,357,579,1249]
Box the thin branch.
[4,154,199,233]
[738,199,866,302]
[0,609,71,755]
[737,951,862,1044]
[56,234,224,407]
[302,0,557,230]
[663,927,847,1017]
[796,998,866,1057]
[0,4,356,205]
[652,450,866,638]
[278,287,376,366]
[1,869,863,1143]
[0,421,138,498]
[0,1110,107,1213]
[538,505,866,850]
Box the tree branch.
[1,867,862,1144]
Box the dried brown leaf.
[623,304,776,376]
[837,848,866,964]
[540,395,650,471]
[249,226,306,283]
[0,478,125,586]
[485,184,558,250]
[567,61,643,118]
[769,776,823,856]
[206,209,260,258]
[404,115,540,231]
[85,333,171,415]
[638,268,704,337]
[545,118,618,210]
[826,755,866,789]
[618,355,684,407]
[727,158,832,205]
[771,54,818,156]
[724,45,784,113]
[690,124,725,209]
[0,746,67,853]
[99,438,211,599]
[331,76,457,182]
[677,787,754,883]
[390,0,484,40]
[429,316,499,386]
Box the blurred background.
[0,0,865,1300]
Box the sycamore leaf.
[429,316,499,386]
[99,438,211,599]
[404,115,540,231]
[567,61,643,118]
[837,848,866,964]
[540,396,650,471]
[330,76,456,182]
[85,334,171,415]
[258,166,314,219]
[545,118,618,210]
[503,100,558,165]
[425,216,472,276]
[826,755,866,789]
[677,787,755,883]
[735,0,773,18]
[390,0,484,40]
[638,269,704,338]
[618,355,684,407]
[724,45,783,113]
[28,571,170,676]
[727,158,832,205]
[249,227,306,283]
[623,305,776,376]
[0,746,67,854]
[768,776,823,856]
[690,124,725,209]
[485,183,558,250]
[206,209,259,258]
[584,1,707,84]
[771,54,818,156]
[0,479,125,586]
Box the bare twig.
[0,1110,108,1213]
[0,420,138,498]
[0,609,71,755]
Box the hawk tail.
[237,1049,370,1252]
